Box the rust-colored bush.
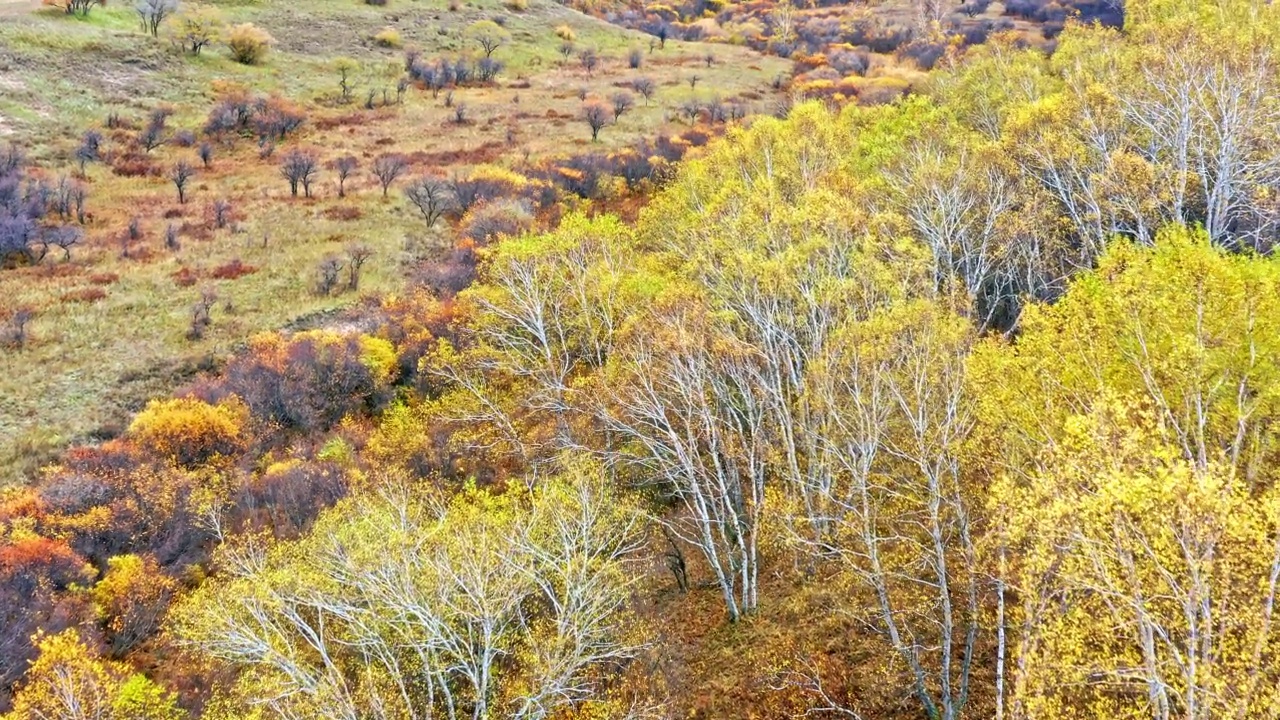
[111,153,158,177]
[323,205,363,222]
[239,459,348,538]
[313,112,368,131]
[379,291,461,383]
[0,536,94,694]
[61,287,108,303]
[172,267,200,287]
[210,258,257,280]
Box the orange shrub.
[111,152,158,177]
[792,51,829,72]
[172,267,200,287]
[0,536,94,691]
[323,206,363,221]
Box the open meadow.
[0,0,790,484]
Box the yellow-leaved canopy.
[971,227,1280,719]
[170,457,648,720]
[5,629,182,720]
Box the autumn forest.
[2,0,1279,718]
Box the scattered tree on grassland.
[211,197,232,228]
[465,19,510,58]
[579,47,600,76]
[405,174,452,227]
[329,154,358,197]
[136,0,178,38]
[631,76,656,104]
[371,153,409,197]
[138,107,172,152]
[171,5,223,55]
[75,130,102,172]
[197,140,213,166]
[317,253,345,295]
[280,148,319,198]
[334,57,360,103]
[582,101,609,141]
[42,0,101,17]
[168,160,194,204]
[345,243,372,291]
[610,91,634,121]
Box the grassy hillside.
[0,0,790,485]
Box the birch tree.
[172,461,649,720]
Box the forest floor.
[0,0,790,485]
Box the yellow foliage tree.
[168,5,223,55]
[5,629,182,720]
[974,229,1280,720]
[91,554,179,657]
[172,457,648,720]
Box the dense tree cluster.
[173,460,647,720]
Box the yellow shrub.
[505,0,528,10]
[167,6,224,56]
[468,164,531,190]
[554,24,576,41]
[373,26,403,48]
[358,335,399,387]
[91,554,178,655]
[848,75,911,105]
[225,23,273,65]
[263,458,302,478]
[646,3,679,21]
[796,78,837,97]
[316,436,355,466]
[129,397,249,466]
